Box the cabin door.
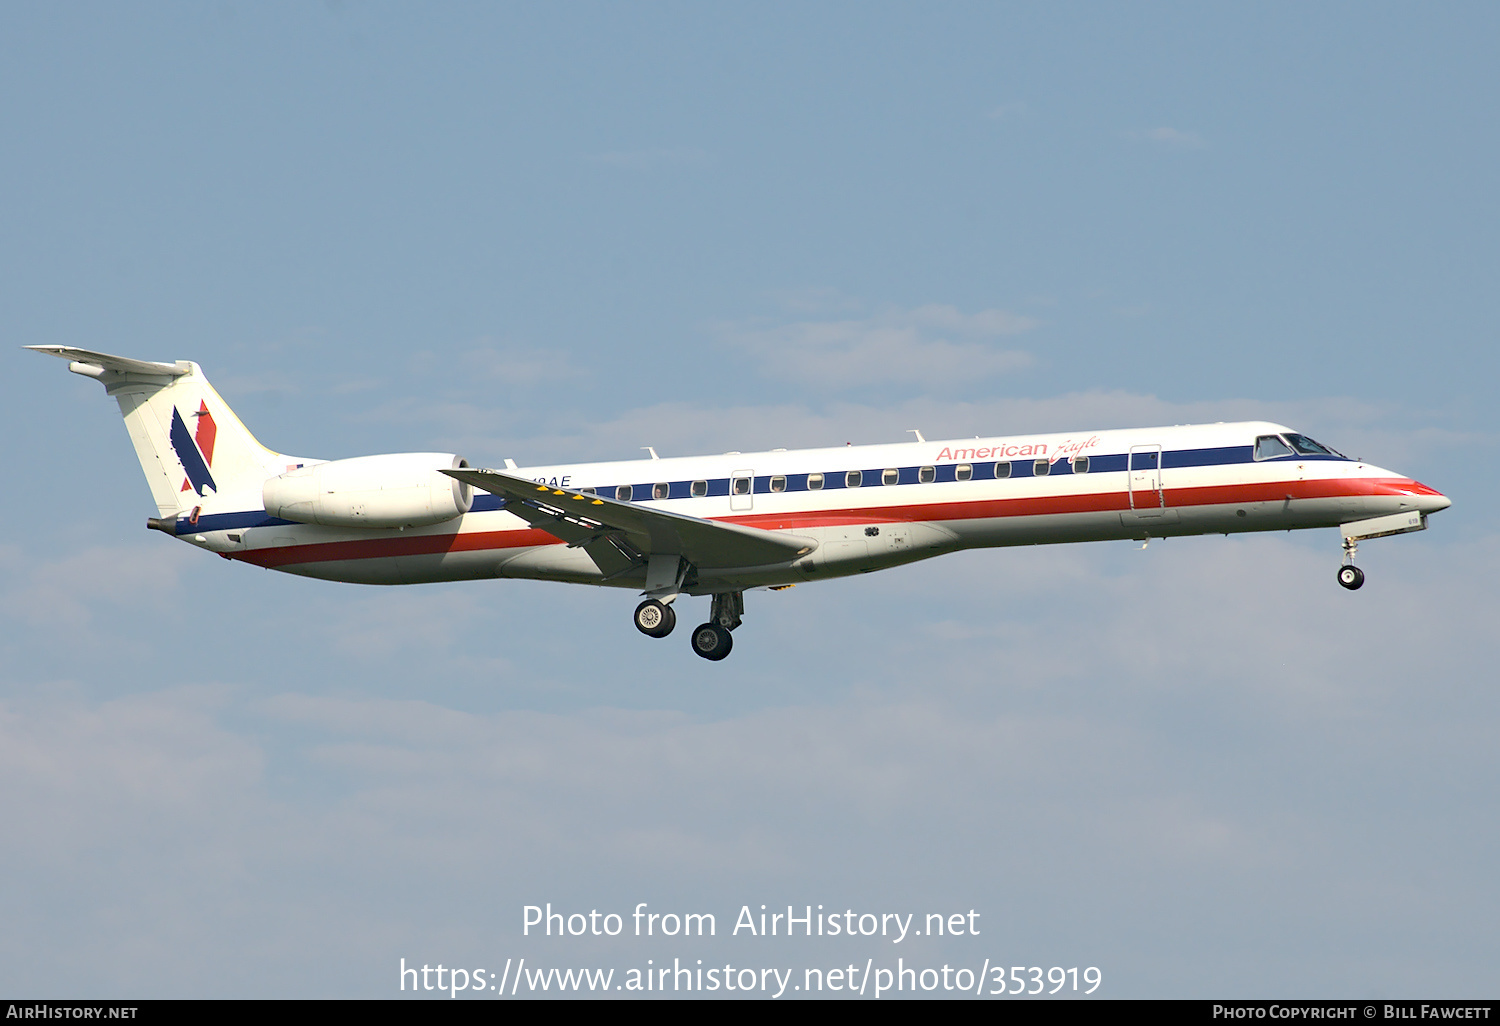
[1128,445,1164,510]
[730,470,754,512]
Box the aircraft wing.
[443,467,817,572]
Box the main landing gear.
[690,591,743,661]
[633,599,676,638]
[1338,537,1365,591]
[691,622,733,661]
[634,591,745,660]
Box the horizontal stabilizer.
[444,467,817,569]
[28,345,289,518]
[26,345,188,378]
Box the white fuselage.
[172,421,1449,595]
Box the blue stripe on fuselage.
[178,445,1341,535]
[177,492,509,534]
[595,445,1341,499]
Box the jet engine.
[263,453,473,529]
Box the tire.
[691,623,733,661]
[634,599,676,638]
[1337,565,1365,591]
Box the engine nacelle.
[263,453,473,529]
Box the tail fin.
[28,346,290,517]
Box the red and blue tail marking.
[171,402,218,496]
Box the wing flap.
[444,467,816,569]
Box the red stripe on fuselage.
[722,476,1437,531]
[230,527,565,568]
[229,476,1431,569]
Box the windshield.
[1254,434,1293,460]
[1283,433,1343,457]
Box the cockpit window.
[1283,433,1340,457]
[1254,435,1294,460]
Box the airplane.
[29,345,1452,661]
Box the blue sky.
[2,2,1496,998]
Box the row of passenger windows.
[609,457,1090,502]
[558,441,1347,503]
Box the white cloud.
[402,385,1485,472]
[2,526,1497,993]
[456,342,582,387]
[315,588,515,660]
[400,342,583,388]
[0,542,192,629]
[7,365,1484,996]
[717,303,1039,391]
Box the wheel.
[634,599,676,638]
[1337,565,1365,591]
[690,623,733,661]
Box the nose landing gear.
[1338,537,1365,590]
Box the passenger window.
[918,466,935,483]
[691,480,707,498]
[653,482,669,500]
[582,487,596,495]
[882,468,898,486]
[846,470,862,488]
[1034,459,1050,476]
[616,485,632,501]
[808,473,824,490]
[994,461,1011,479]
[955,464,972,482]
[1254,435,1294,460]
[732,477,752,495]
[770,475,786,492]
[1072,456,1089,474]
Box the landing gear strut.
[1337,537,1365,591]
[634,599,677,637]
[690,590,744,661]
[709,591,743,631]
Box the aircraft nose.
[1411,482,1451,514]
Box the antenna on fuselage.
[908,429,926,443]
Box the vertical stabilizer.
[28,346,289,517]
